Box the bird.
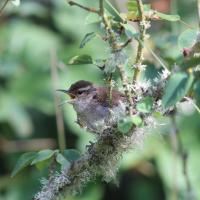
[57,80,128,134]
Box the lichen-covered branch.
[34,127,144,200]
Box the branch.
[68,0,99,14]
[133,0,146,81]
[34,127,142,200]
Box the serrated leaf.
[162,73,194,108]
[178,29,198,49]
[123,23,138,38]
[63,149,81,162]
[56,153,71,169]
[155,11,180,21]
[68,55,93,65]
[136,96,153,113]
[11,152,36,177]
[31,149,54,165]
[79,32,96,48]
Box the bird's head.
[57,80,95,104]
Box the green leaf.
[11,152,36,177]
[79,32,96,48]
[127,1,137,12]
[68,55,93,65]
[85,13,101,25]
[31,149,54,165]
[178,29,198,49]
[123,23,138,38]
[131,116,143,126]
[193,80,200,105]
[155,11,180,21]
[35,158,52,170]
[105,0,124,22]
[56,153,71,169]
[117,116,141,134]
[181,57,200,69]
[136,96,153,113]
[63,149,81,162]
[162,73,194,108]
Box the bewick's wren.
[58,80,128,134]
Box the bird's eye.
[77,90,83,95]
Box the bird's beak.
[56,89,76,99]
[58,99,76,106]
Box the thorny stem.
[133,0,146,82]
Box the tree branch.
[68,0,99,14]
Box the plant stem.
[68,0,99,14]
[133,0,146,82]
[50,49,66,152]
[0,0,9,15]
[197,0,200,28]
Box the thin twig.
[133,0,146,82]
[50,49,66,152]
[0,0,10,15]
[68,0,99,14]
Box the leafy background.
[0,0,200,199]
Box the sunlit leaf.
[68,55,93,65]
[31,149,54,165]
[79,32,96,48]
[11,152,36,177]
[162,73,194,108]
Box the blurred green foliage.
[0,0,200,200]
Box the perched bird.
[57,80,128,134]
